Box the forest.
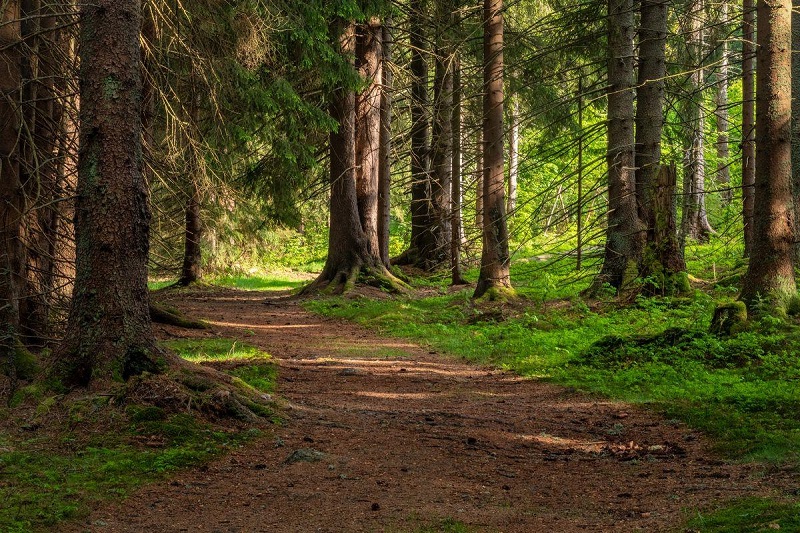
[1,0,800,530]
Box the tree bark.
[680,0,714,245]
[355,18,382,258]
[451,54,465,285]
[430,47,453,268]
[397,0,434,266]
[178,181,202,285]
[475,128,484,229]
[19,0,66,346]
[507,94,519,214]
[740,0,796,315]
[378,20,392,268]
[715,0,732,205]
[56,0,161,386]
[0,0,24,364]
[474,0,512,299]
[742,0,756,256]
[592,0,642,293]
[305,21,401,294]
[791,0,800,262]
[635,0,686,294]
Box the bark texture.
[593,0,642,293]
[0,0,23,364]
[680,0,714,245]
[791,0,800,262]
[305,21,400,295]
[429,48,453,268]
[378,21,392,268]
[56,0,161,386]
[714,0,732,205]
[398,0,434,267]
[742,0,756,256]
[507,95,519,214]
[451,54,465,285]
[740,0,797,314]
[635,0,686,294]
[355,19,382,259]
[474,0,512,299]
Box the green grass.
[0,413,260,532]
[685,498,800,532]
[301,244,799,528]
[162,337,269,363]
[0,338,275,531]
[210,274,308,291]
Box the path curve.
[74,288,775,532]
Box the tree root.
[301,263,409,296]
[150,303,209,330]
[126,357,273,423]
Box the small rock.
[93,520,108,527]
[283,448,325,464]
[339,368,361,376]
[371,503,381,512]
[466,437,477,446]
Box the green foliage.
[685,498,800,532]
[0,415,259,531]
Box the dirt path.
[74,289,781,532]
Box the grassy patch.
[0,338,276,531]
[162,338,269,363]
[685,498,800,532]
[0,412,260,532]
[300,247,799,528]
[210,272,312,291]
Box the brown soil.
[72,288,786,532]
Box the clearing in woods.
[71,288,787,532]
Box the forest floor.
[70,287,792,532]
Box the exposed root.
[301,263,409,297]
[150,303,209,330]
[126,357,273,423]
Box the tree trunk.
[635,0,686,294]
[715,0,732,205]
[791,0,800,262]
[378,20,392,268]
[429,47,453,269]
[355,18,382,258]
[475,128,484,229]
[592,0,642,293]
[507,94,519,214]
[474,0,512,299]
[19,0,66,346]
[305,21,401,295]
[680,0,714,245]
[55,0,162,386]
[742,0,756,256]
[178,181,202,285]
[451,54,465,285]
[740,0,796,315]
[0,0,24,364]
[397,0,434,266]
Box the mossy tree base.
[150,303,209,330]
[301,261,408,296]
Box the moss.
[475,285,517,302]
[710,301,748,336]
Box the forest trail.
[74,288,780,532]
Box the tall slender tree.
[714,0,732,205]
[740,0,796,315]
[592,0,641,292]
[0,0,24,367]
[742,0,756,256]
[378,20,392,267]
[475,0,512,298]
[636,0,687,294]
[680,0,714,245]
